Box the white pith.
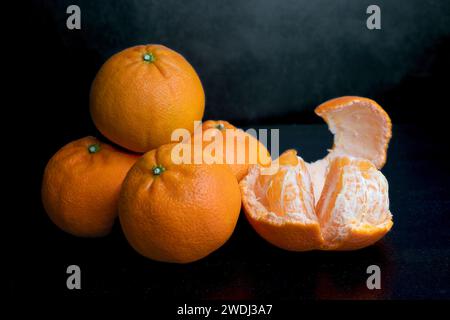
[306,157,328,204]
[243,160,318,225]
[241,155,392,241]
[308,100,391,204]
[317,100,391,169]
[240,98,393,247]
[317,157,392,243]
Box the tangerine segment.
[315,96,392,169]
[306,158,328,204]
[240,150,323,251]
[316,157,393,250]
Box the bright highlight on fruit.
[241,97,393,251]
[142,52,155,62]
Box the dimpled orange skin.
[193,120,271,181]
[118,143,242,263]
[245,218,324,252]
[90,44,205,153]
[41,137,139,237]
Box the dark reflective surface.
[11,125,450,299]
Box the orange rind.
[308,96,392,201]
[240,96,393,251]
[315,96,392,168]
[241,150,323,251]
[241,151,393,251]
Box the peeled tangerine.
[240,96,393,251]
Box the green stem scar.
[152,165,166,176]
[216,123,225,130]
[143,52,155,63]
[88,143,101,154]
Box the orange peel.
[308,96,392,201]
[240,96,393,251]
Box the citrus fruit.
[241,150,393,251]
[191,120,271,181]
[42,137,139,237]
[118,143,241,263]
[240,96,393,251]
[90,44,205,152]
[240,150,323,251]
[307,96,392,201]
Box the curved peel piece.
[315,96,392,169]
[240,96,393,252]
[308,96,392,203]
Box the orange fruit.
[241,150,393,251]
[240,150,323,251]
[241,96,393,251]
[90,44,205,152]
[308,96,392,201]
[190,120,271,181]
[118,143,241,263]
[42,137,139,237]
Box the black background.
[27,0,450,125]
[10,0,450,302]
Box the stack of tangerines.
[42,44,393,263]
